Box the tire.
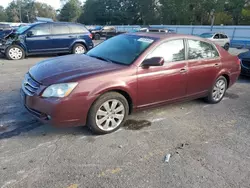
[205,76,227,104]
[87,92,129,134]
[6,45,25,60]
[72,43,86,54]
[224,43,230,51]
[94,33,101,40]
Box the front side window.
[29,24,51,36]
[147,40,185,63]
[52,24,70,35]
[214,34,219,39]
[188,40,219,60]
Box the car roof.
[127,32,203,40]
[202,32,227,35]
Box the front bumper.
[20,88,93,128]
[0,43,8,53]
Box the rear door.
[186,39,221,96]
[25,24,52,53]
[51,24,72,51]
[69,24,92,47]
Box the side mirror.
[141,57,164,68]
[26,31,33,37]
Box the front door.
[25,24,53,53]
[186,39,221,96]
[137,39,188,107]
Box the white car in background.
[200,32,230,51]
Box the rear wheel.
[94,33,101,40]
[72,43,86,54]
[87,92,129,134]
[224,43,230,51]
[6,45,25,60]
[206,76,227,104]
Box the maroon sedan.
[21,33,241,134]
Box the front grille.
[22,74,40,96]
[242,60,250,69]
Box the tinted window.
[70,24,88,33]
[29,24,51,36]
[147,40,185,63]
[52,24,70,34]
[188,40,219,60]
[87,35,155,65]
[221,34,228,39]
[214,34,219,39]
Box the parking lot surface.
[0,48,250,188]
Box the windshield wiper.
[88,55,113,63]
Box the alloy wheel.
[74,46,85,54]
[95,99,125,131]
[212,79,226,101]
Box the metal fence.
[88,25,250,49]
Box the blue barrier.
[87,25,250,49]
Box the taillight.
[89,33,93,39]
[237,58,241,65]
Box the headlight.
[42,83,78,98]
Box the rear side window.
[52,24,70,34]
[29,24,51,36]
[221,34,228,39]
[188,40,219,60]
[147,39,185,63]
[70,24,88,34]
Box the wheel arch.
[221,74,230,88]
[89,88,134,115]
[71,40,88,51]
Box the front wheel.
[87,92,129,134]
[6,45,25,60]
[206,76,227,104]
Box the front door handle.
[45,36,50,39]
[180,68,187,73]
[214,63,220,68]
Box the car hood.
[238,50,250,59]
[29,54,125,85]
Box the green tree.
[59,0,82,22]
[0,6,7,22]
[5,1,20,22]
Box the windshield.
[87,34,155,65]
[200,33,214,38]
[16,25,31,34]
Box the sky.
[1,0,62,9]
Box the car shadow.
[238,75,250,83]
[0,89,92,140]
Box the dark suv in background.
[0,22,93,60]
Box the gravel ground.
[0,48,250,188]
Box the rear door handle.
[69,35,74,38]
[45,36,50,39]
[180,68,187,73]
